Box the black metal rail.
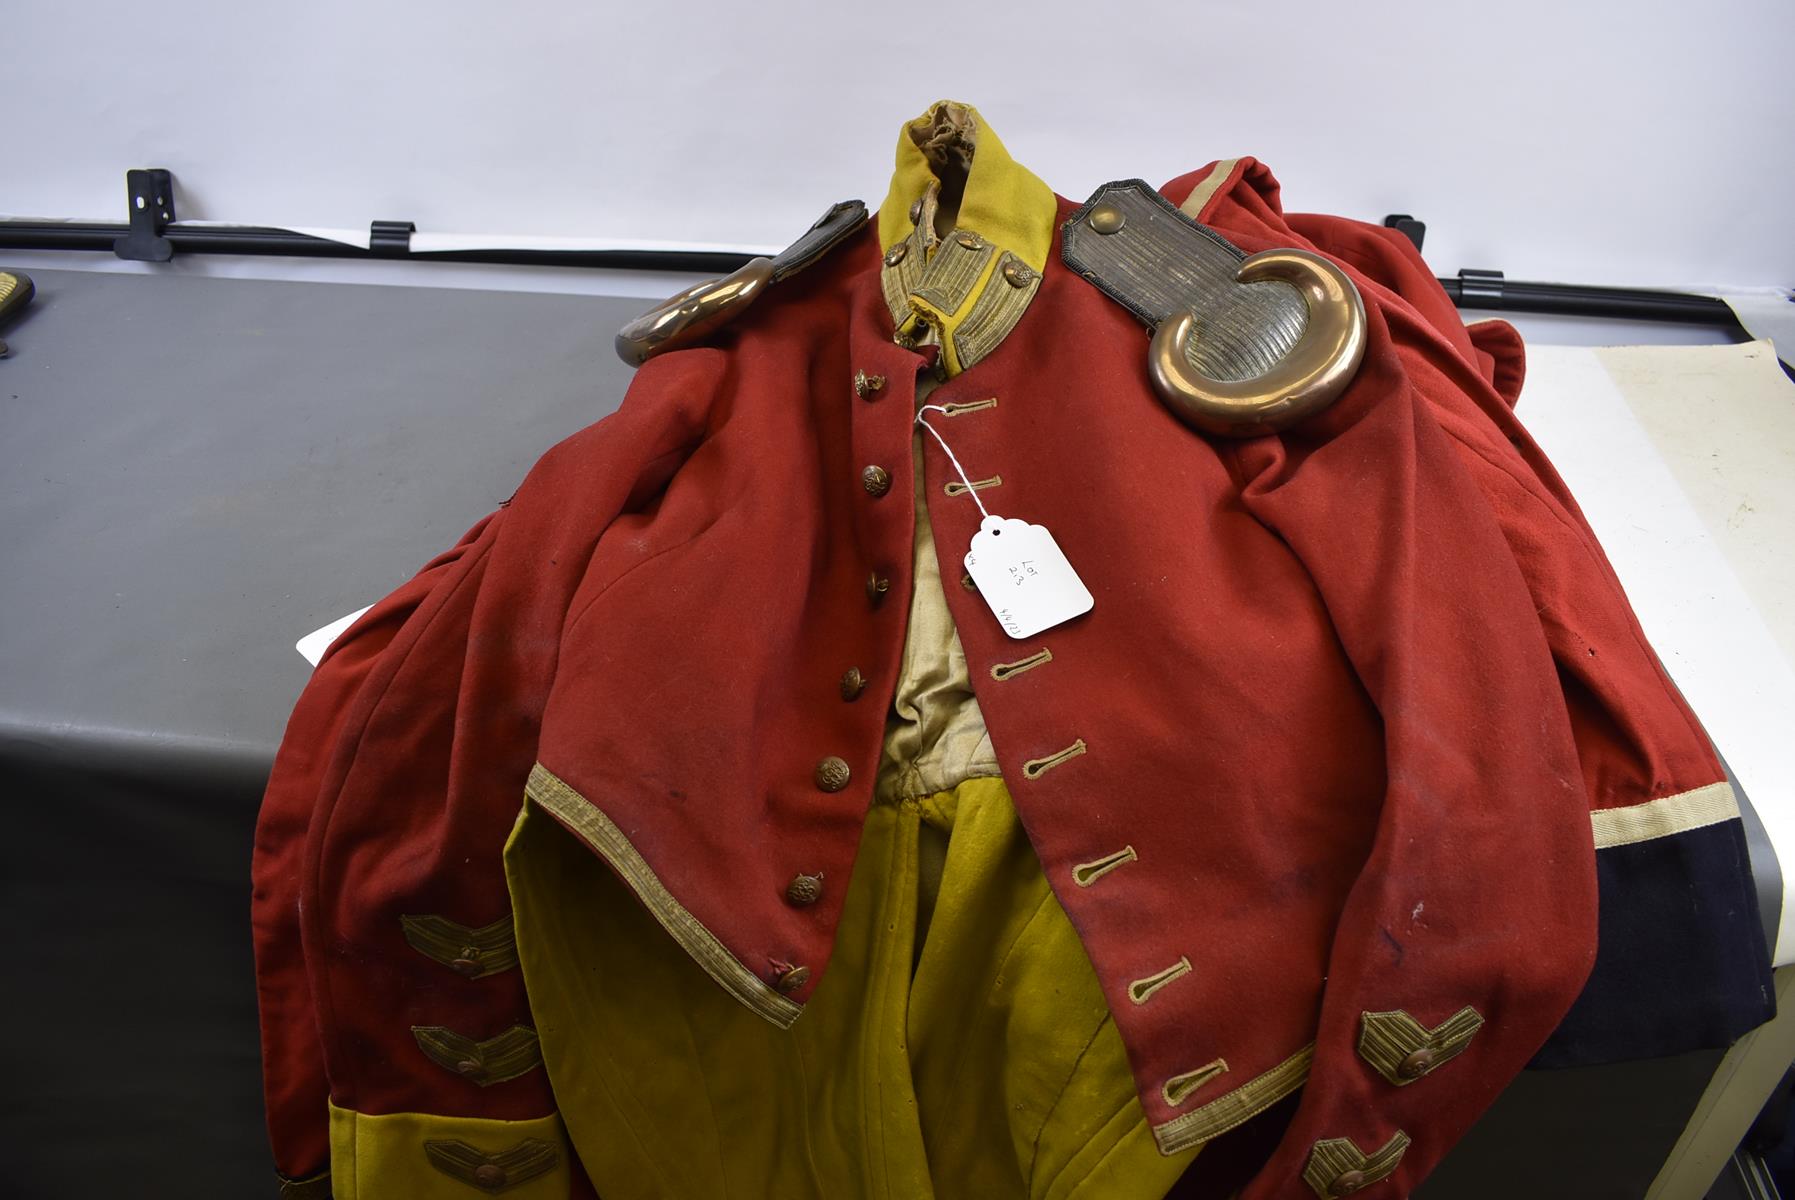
[0,218,1746,326]
[0,219,752,274]
[1441,268,1737,324]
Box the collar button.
[1002,260,1035,288]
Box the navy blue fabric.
[1533,817,1775,1068]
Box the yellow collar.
[876,101,1057,375]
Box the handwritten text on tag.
[963,515,1094,639]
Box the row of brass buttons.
[772,361,903,992]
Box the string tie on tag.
[916,404,1096,639]
[915,405,990,518]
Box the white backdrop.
[8,0,1792,295]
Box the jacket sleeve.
[1228,293,1598,1198]
[251,347,719,1198]
[252,513,500,1192]
[1286,211,1776,1066]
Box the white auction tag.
[963,515,1094,639]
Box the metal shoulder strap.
[615,199,869,366]
[1061,180,1365,437]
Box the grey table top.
[0,267,637,774]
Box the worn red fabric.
[1228,160,1724,816]
[252,160,1739,1197]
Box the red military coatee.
[253,117,1769,1199]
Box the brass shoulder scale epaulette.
[1062,180,1366,437]
[615,200,869,366]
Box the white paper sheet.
[1518,340,1795,962]
[1710,288,1795,364]
[295,605,372,667]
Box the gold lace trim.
[399,913,518,979]
[1152,1043,1315,1154]
[953,249,1039,369]
[524,762,802,1028]
[1162,1059,1230,1107]
[1071,845,1138,887]
[410,1024,542,1087]
[1302,1130,1411,1198]
[423,1137,559,1193]
[1357,1006,1484,1086]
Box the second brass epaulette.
[1062,180,1367,438]
[615,199,868,366]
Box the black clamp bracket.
[1381,213,1427,253]
[114,168,176,262]
[369,220,416,256]
[1456,268,1506,308]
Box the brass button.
[839,667,866,701]
[854,369,885,400]
[908,197,923,224]
[774,964,811,993]
[1332,1170,1367,1196]
[815,756,851,792]
[786,873,824,906]
[861,465,892,497]
[455,1059,483,1078]
[1001,260,1035,288]
[955,231,983,249]
[866,571,891,606]
[1397,1048,1437,1079]
[884,242,908,267]
[473,1164,508,1189]
[450,957,480,978]
[1087,202,1126,234]
[960,572,978,592]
